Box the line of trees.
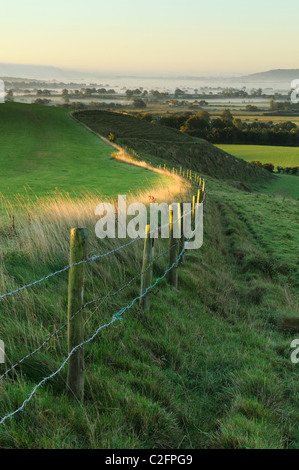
[251,161,299,174]
[277,166,299,175]
[159,110,299,146]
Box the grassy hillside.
[74,110,271,183]
[0,177,298,449]
[0,106,297,449]
[0,103,170,202]
[259,174,299,200]
[216,144,299,168]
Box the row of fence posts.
[156,164,205,189]
[66,172,205,400]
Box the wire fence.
[0,243,177,382]
[0,170,206,426]
[0,209,191,302]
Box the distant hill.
[0,63,101,81]
[240,69,299,82]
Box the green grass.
[0,106,298,449]
[0,103,170,202]
[216,144,299,168]
[260,173,299,200]
[0,180,298,449]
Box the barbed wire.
[0,243,178,382]
[0,174,206,424]
[0,209,192,302]
[0,237,187,425]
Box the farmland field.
[0,103,170,203]
[216,144,299,168]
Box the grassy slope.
[74,110,271,182]
[0,178,297,449]
[259,174,299,200]
[216,144,299,168]
[0,109,298,449]
[0,103,170,201]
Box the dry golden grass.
[0,152,190,274]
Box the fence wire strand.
[0,243,178,381]
[0,236,187,425]
[0,208,192,302]
[0,174,206,424]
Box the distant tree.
[220,109,233,122]
[233,118,243,130]
[196,110,210,122]
[180,116,210,135]
[33,98,51,105]
[278,121,297,131]
[133,98,146,108]
[262,163,274,172]
[245,105,259,112]
[211,118,226,130]
[126,90,134,99]
[174,88,184,97]
[5,89,14,102]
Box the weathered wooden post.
[140,224,154,312]
[197,189,201,204]
[67,227,88,401]
[168,205,178,288]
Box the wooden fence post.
[168,205,178,288]
[197,189,201,204]
[67,227,88,401]
[140,224,154,312]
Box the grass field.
[260,174,299,199]
[0,107,298,449]
[0,103,170,203]
[216,144,299,168]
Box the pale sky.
[2,0,298,75]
